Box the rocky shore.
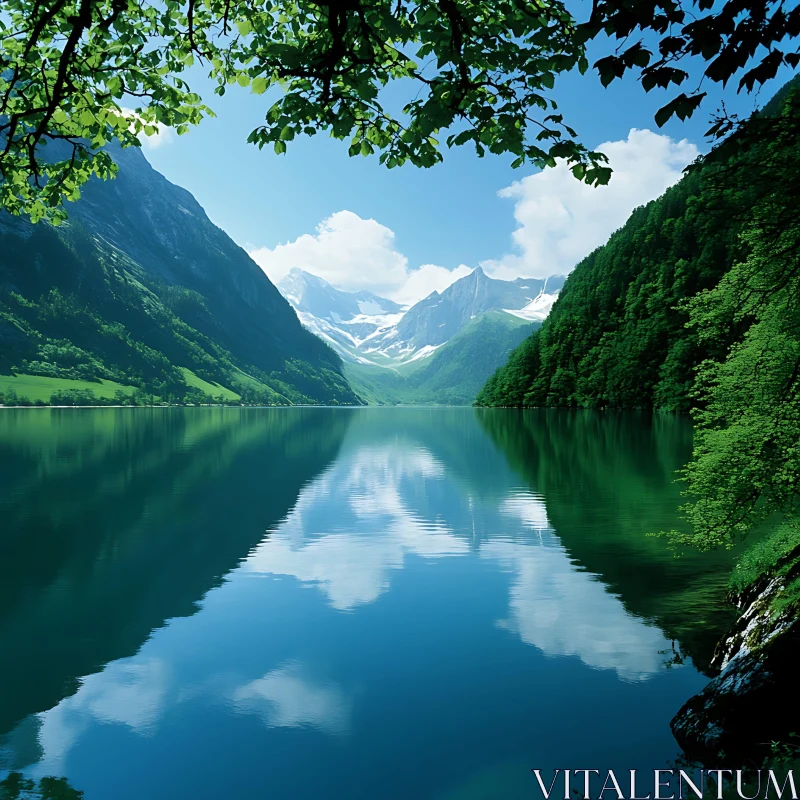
[671,548,800,763]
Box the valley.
[0,145,562,408]
[277,265,563,404]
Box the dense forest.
[478,77,800,612]
[0,223,345,406]
[477,78,800,414]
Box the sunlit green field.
[179,367,241,401]
[0,373,137,403]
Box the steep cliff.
[0,144,359,405]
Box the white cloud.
[26,658,169,777]
[250,211,406,293]
[242,442,671,682]
[393,262,472,305]
[121,107,174,150]
[248,129,698,301]
[484,500,670,682]
[482,128,699,279]
[233,662,352,736]
[139,125,173,150]
[242,444,467,610]
[248,210,469,305]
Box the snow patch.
[504,292,559,322]
[357,299,388,315]
[405,344,441,363]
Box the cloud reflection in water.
[3,433,677,785]
[244,444,672,681]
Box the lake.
[0,407,738,799]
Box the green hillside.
[477,78,800,412]
[0,145,359,407]
[346,311,538,405]
[477,78,800,604]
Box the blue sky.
[141,35,795,303]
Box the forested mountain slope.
[477,78,800,411]
[0,145,358,406]
[478,79,800,759]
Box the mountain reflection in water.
[0,407,736,800]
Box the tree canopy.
[1,0,797,222]
[477,79,800,554]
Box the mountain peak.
[290,269,329,287]
[449,266,487,290]
[277,260,563,368]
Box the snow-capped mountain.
[278,267,564,366]
[277,268,405,363]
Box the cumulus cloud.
[392,262,472,305]
[23,658,169,777]
[248,128,698,300]
[248,210,470,305]
[121,107,174,150]
[242,444,467,610]
[233,662,352,736]
[481,129,699,279]
[139,125,173,150]
[484,502,670,682]
[241,440,670,681]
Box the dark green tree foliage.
[0,221,356,405]
[477,78,800,413]
[477,170,737,409]
[2,0,797,221]
[0,773,82,799]
[0,139,360,407]
[669,92,800,554]
[479,79,800,561]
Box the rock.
[671,549,800,764]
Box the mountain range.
[278,267,563,368]
[0,142,562,407]
[276,266,564,404]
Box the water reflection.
[484,533,668,681]
[16,658,169,779]
[0,408,736,799]
[477,408,739,670]
[0,772,83,799]
[243,443,468,610]
[0,408,353,737]
[232,662,353,736]
[243,438,671,681]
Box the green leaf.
[654,103,674,127]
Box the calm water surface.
[0,408,737,799]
